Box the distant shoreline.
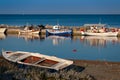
[0,14,120,15]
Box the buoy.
[73,49,77,52]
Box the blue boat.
[46,25,72,36]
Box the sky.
[0,0,120,14]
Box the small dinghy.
[2,50,73,70]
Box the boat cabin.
[53,25,60,30]
[84,23,108,33]
[84,24,107,29]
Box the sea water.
[0,14,120,27]
[0,14,120,62]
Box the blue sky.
[0,0,120,14]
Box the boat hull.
[81,32,118,37]
[46,29,72,36]
[19,30,40,35]
[2,50,73,71]
[0,28,7,33]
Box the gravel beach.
[73,60,120,80]
[0,56,120,80]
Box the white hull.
[0,28,6,33]
[2,50,73,70]
[81,32,118,37]
[19,30,39,35]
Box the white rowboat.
[2,50,73,71]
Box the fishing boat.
[19,27,40,35]
[81,23,118,37]
[81,31,118,37]
[2,50,73,71]
[0,28,7,33]
[46,25,72,36]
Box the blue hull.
[46,30,72,36]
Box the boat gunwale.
[2,50,73,70]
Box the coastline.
[73,59,120,80]
[0,22,120,80]
[1,25,120,36]
[0,56,120,80]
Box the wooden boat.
[2,50,73,70]
[19,27,40,35]
[0,28,7,33]
[81,23,118,37]
[19,30,40,35]
[46,25,72,36]
[81,31,118,37]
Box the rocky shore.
[0,56,120,80]
[1,24,120,36]
[73,60,120,80]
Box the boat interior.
[8,53,25,60]
[20,56,59,67]
[3,51,73,70]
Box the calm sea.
[0,14,120,62]
[0,14,120,27]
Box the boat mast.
[99,18,101,24]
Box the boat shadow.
[61,64,85,72]
[15,63,85,73]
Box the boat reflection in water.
[46,35,71,45]
[18,34,46,41]
[0,33,6,40]
[78,36,120,47]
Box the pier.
[0,24,120,36]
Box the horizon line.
[0,13,120,15]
